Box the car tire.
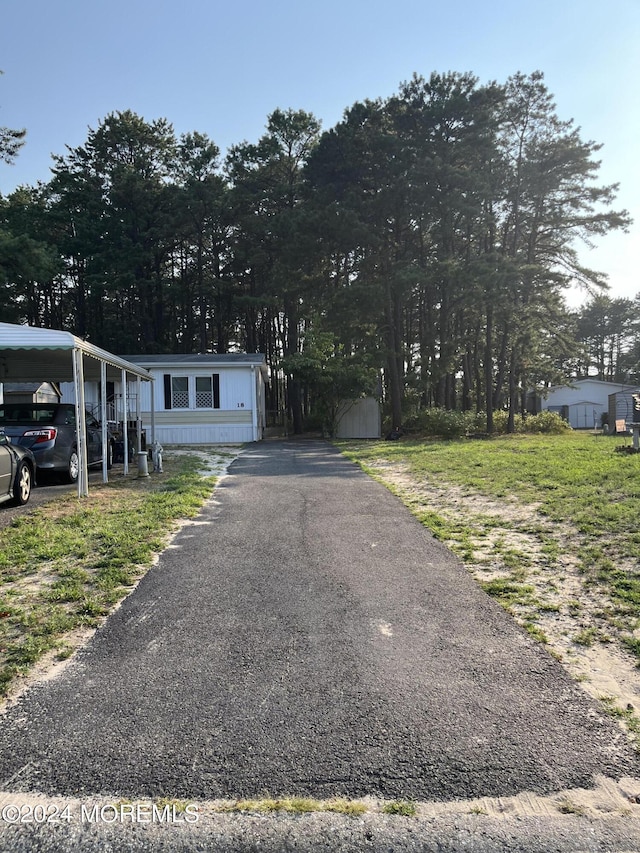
[106,440,113,470]
[66,450,79,484]
[11,462,32,506]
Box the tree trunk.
[485,304,494,434]
[285,296,304,433]
[385,279,404,427]
[507,347,518,433]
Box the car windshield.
[0,405,61,424]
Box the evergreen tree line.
[1,71,638,432]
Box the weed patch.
[598,695,640,746]
[556,797,586,816]
[218,798,367,816]
[480,578,537,608]
[382,801,417,816]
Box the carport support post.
[101,360,108,483]
[121,369,129,476]
[72,347,89,498]
[136,376,142,453]
[150,381,155,445]
[251,365,259,442]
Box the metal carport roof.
[0,322,153,496]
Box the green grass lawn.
[339,432,640,653]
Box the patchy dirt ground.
[364,459,640,742]
[164,445,243,477]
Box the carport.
[0,322,154,497]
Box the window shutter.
[213,374,220,409]
[163,374,172,410]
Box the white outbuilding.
[537,378,634,429]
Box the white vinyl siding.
[150,410,252,425]
[140,409,253,445]
[141,368,259,443]
[139,368,252,413]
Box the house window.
[195,376,212,408]
[171,376,189,409]
[163,373,221,410]
[195,375,221,409]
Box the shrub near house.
[403,408,570,439]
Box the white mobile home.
[127,354,268,444]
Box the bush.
[413,407,468,438]
[403,407,487,439]
[403,407,570,438]
[491,410,515,435]
[464,411,488,434]
[492,409,571,435]
[522,410,572,434]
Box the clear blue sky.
[1,0,638,306]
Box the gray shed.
[1,382,60,404]
[335,398,381,439]
[609,389,640,432]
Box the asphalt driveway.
[0,440,639,806]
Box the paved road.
[1,439,640,849]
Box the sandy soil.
[0,773,639,822]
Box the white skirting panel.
[150,424,256,444]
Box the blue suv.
[0,403,113,483]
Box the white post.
[101,360,108,483]
[150,379,156,444]
[121,369,129,476]
[136,376,142,453]
[251,365,258,442]
[72,348,89,497]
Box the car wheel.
[67,450,79,483]
[12,462,32,506]
[106,440,113,470]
